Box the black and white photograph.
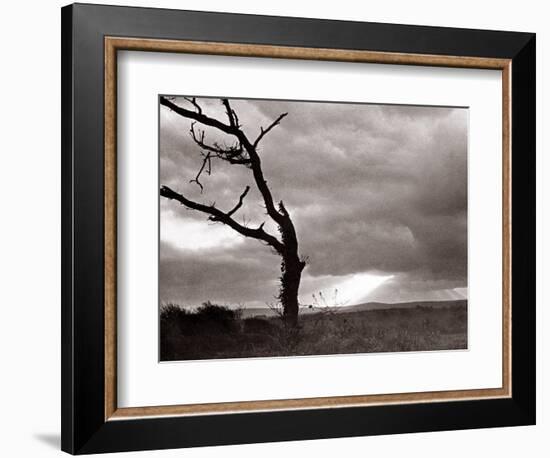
[0,0,542,456]
[159,95,468,361]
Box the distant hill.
[241,299,466,318]
[342,299,467,313]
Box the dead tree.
[160,96,306,327]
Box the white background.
[0,1,546,457]
[118,52,502,407]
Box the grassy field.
[160,301,467,361]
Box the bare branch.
[231,109,239,127]
[189,152,212,193]
[182,96,202,114]
[221,98,239,127]
[227,186,250,217]
[254,113,288,148]
[160,185,284,253]
[161,96,234,135]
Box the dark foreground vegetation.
[160,301,467,361]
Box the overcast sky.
[159,96,468,308]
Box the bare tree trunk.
[278,202,306,327]
[280,253,305,327]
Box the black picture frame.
[61,3,535,454]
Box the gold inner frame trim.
[104,36,512,421]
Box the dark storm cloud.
[160,96,468,306]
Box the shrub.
[160,301,241,337]
[195,301,238,322]
[160,303,188,322]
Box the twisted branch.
[160,185,282,253]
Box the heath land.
[160,300,467,361]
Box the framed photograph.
[61,3,536,454]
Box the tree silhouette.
[160,96,306,327]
